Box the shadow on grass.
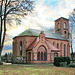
[13,63,54,66]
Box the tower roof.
[55,17,69,22]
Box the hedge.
[53,57,70,66]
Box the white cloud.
[6,0,75,36]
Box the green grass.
[0,64,75,75]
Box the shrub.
[53,57,70,66]
[54,57,60,66]
[60,62,64,66]
[64,57,70,65]
[6,60,12,63]
[60,62,67,67]
[68,63,75,68]
[0,62,3,65]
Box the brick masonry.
[13,17,70,64]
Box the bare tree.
[0,0,34,64]
[69,8,75,61]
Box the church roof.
[15,29,68,41]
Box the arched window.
[60,42,62,56]
[37,45,47,61]
[20,41,22,56]
[57,23,58,29]
[64,22,66,28]
[64,44,66,56]
[44,52,47,60]
[15,40,18,56]
[64,31,67,37]
[58,22,60,29]
[57,43,59,48]
[41,52,43,60]
[53,41,55,45]
[37,52,40,60]
[67,43,69,56]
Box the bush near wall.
[53,57,70,66]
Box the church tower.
[55,17,69,39]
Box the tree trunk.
[0,0,6,65]
[70,26,73,61]
[0,55,1,62]
[71,43,73,61]
[0,47,2,64]
[0,1,2,64]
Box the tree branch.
[0,0,34,55]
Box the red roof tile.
[27,37,39,50]
[46,41,60,52]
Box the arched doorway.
[37,45,47,61]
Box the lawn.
[0,64,75,75]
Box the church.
[13,17,70,64]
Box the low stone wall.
[12,56,26,64]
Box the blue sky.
[2,0,75,55]
[44,0,58,7]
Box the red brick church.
[13,17,70,63]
